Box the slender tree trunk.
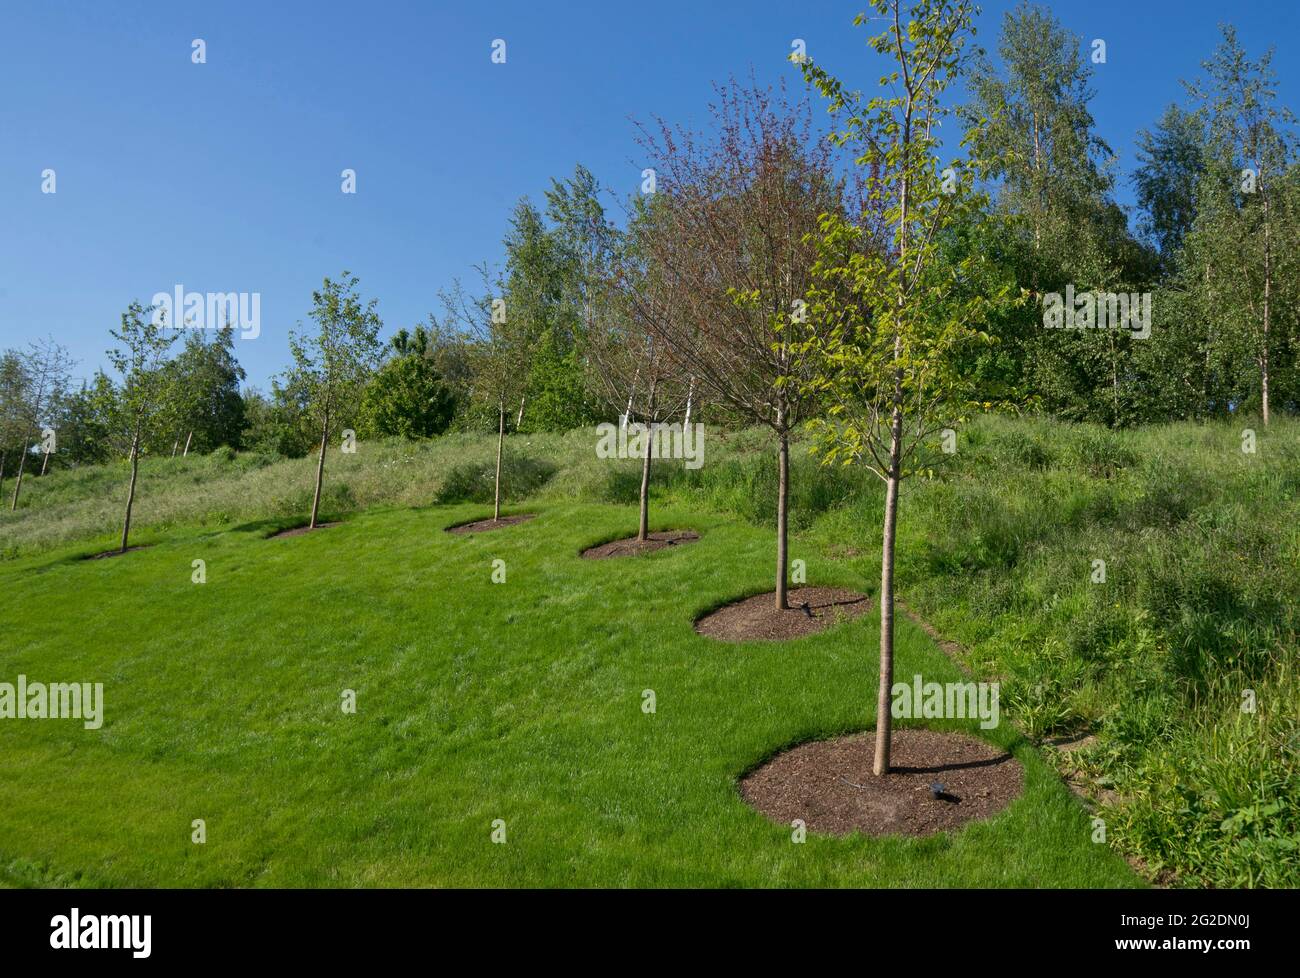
[1262,193,1272,426]
[121,431,141,553]
[183,430,193,456]
[1203,262,1214,416]
[171,437,179,458]
[0,450,6,500]
[875,434,901,777]
[494,401,505,521]
[1261,351,1270,426]
[1032,114,1042,253]
[40,449,50,476]
[10,439,29,510]
[877,82,911,776]
[637,379,658,542]
[775,416,789,611]
[516,394,526,430]
[623,369,639,430]
[309,409,329,529]
[682,375,695,431]
[1109,331,1120,428]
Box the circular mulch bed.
[581,530,700,559]
[445,514,538,535]
[82,545,151,561]
[269,522,342,539]
[694,586,872,641]
[740,728,1024,837]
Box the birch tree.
[8,337,74,510]
[1185,26,1297,425]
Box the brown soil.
[581,530,699,559]
[445,514,537,535]
[82,545,151,560]
[740,728,1024,837]
[269,522,342,539]
[694,586,871,641]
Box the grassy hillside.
[2,414,1297,886]
[0,499,1138,887]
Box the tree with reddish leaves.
[633,78,850,609]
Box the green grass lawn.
[0,498,1140,887]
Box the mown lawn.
[0,499,1139,887]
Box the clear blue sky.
[2,0,1297,389]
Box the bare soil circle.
[581,530,699,559]
[269,522,342,539]
[694,586,871,641]
[444,514,537,535]
[740,728,1024,837]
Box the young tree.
[285,273,383,529]
[9,336,74,510]
[634,78,845,608]
[105,303,178,552]
[797,0,1006,774]
[441,267,534,520]
[590,205,693,540]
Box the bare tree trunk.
[876,84,912,776]
[309,409,329,529]
[0,450,6,499]
[171,437,179,458]
[682,375,695,431]
[775,418,789,611]
[1109,331,1120,428]
[1203,262,1214,416]
[875,439,901,777]
[1262,193,1272,426]
[121,431,141,552]
[494,401,505,522]
[183,430,193,456]
[40,449,50,476]
[623,369,639,430]
[10,439,28,511]
[516,394,526,430]
[637,378,658,542]
[1261,351,1270,426]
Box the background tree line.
[4,2,1298,488]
